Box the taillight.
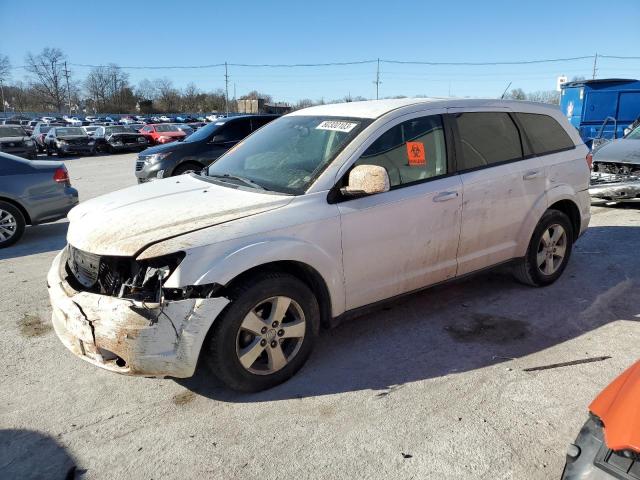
[53,166,70,186]
[586,152,593,170]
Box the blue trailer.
[560,78,640,148]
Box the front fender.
[191,238,345,317]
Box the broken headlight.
[118,252,186,302]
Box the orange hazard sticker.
[406,142,426,166]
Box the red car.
[562,360,640,479]
[139,124,186,145]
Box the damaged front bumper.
[590,172,640,202]
[47,250,229,378]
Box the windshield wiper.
[208,173,267,190]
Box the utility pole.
[63,61,72,114]
[0,81,5,114]
[592,53,598,80]
[224,62,230,115]
[373,58,381,100]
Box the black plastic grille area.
[596,446,640,479]
[66,246,135,296]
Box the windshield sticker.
[406,142,426,166]
[316,120,358,133]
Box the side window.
[355,115,447,188]
[217,119,251,142]
[142,126,152,133]
[515,113,574,155]
[455,112,523,171]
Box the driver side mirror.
[341,165,390,196]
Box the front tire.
[173,162,202,176]
[513,209,574,287]
[205,273,320,392]
[0,201,26,248]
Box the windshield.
[155,124,180,133]
[183,122,223,143]
[56,127,85,136]
[207,116,367,195]
[0,126,25,137]
[626,124,640,139]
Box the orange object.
[406,142,426,166]
[589,360,640,453]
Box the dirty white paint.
[48,251,229,377]
[66,174,293,256]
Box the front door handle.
[523,170,542,181]
[433,191,459,202]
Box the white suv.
[47,98,591,391]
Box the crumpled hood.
[594,139,640,164]
[590,360,640,452]
[67,174,292,257]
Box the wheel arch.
[223,260,333,329]
[548,199,581,241]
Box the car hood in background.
[590,360,640,453]
[593,139,640,164]
[67,174,292,257]
[140,139,198,156]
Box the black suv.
[135,114,278,183]
[0,125,37,159]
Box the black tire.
[0,201,26,248]
[46,146,53,156]
[205,273,320,392]
[513,209,574,287]
[172,162,202,176]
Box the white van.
[48,98,591,391]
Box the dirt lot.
[1,152,639,480]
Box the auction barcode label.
[316,120,358,132]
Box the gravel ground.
[1,152,638,480]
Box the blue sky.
[1,0,639,103]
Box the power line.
[10,53,640,71]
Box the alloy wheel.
[235,296,306,375]
[0,209,17,242]
[536,223,567,275]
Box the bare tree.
[181,83,200,112]
[504,88,527,100]
[24,48,68,111]
[240,90,273,103]
[154,78,180,112]
[527,90,560,105]
[0,54,10,112]
[135,78,157,100]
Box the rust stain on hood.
[67,175,292,256]
[590,360,640,453]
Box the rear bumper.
[47,249,229,378]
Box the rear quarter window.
[515,113,575,155]
[454,112,523,171]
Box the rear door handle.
[433,191,459,202]
[523,170,542,181]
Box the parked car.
[85,116,98,123]
[48,98,590,392]
[138,123,186,145]
[206,113,226,122]
[0,152,78,247]
[32,123,63,152]
[0,125,37,159]
[589,122,640,203]
[174,124,194,137]
[93,125,149,153]
[25,120,40,136]
[119,116,136,125]
[135,114,278,182]
[82,126,100,137]
[63,116,82,126]
[44,126,96,156]
[40,116,57,123]
[562,360,640,479]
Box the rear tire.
[513,209,573,287]
[205,273,320,392]
[0,201,26,248]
